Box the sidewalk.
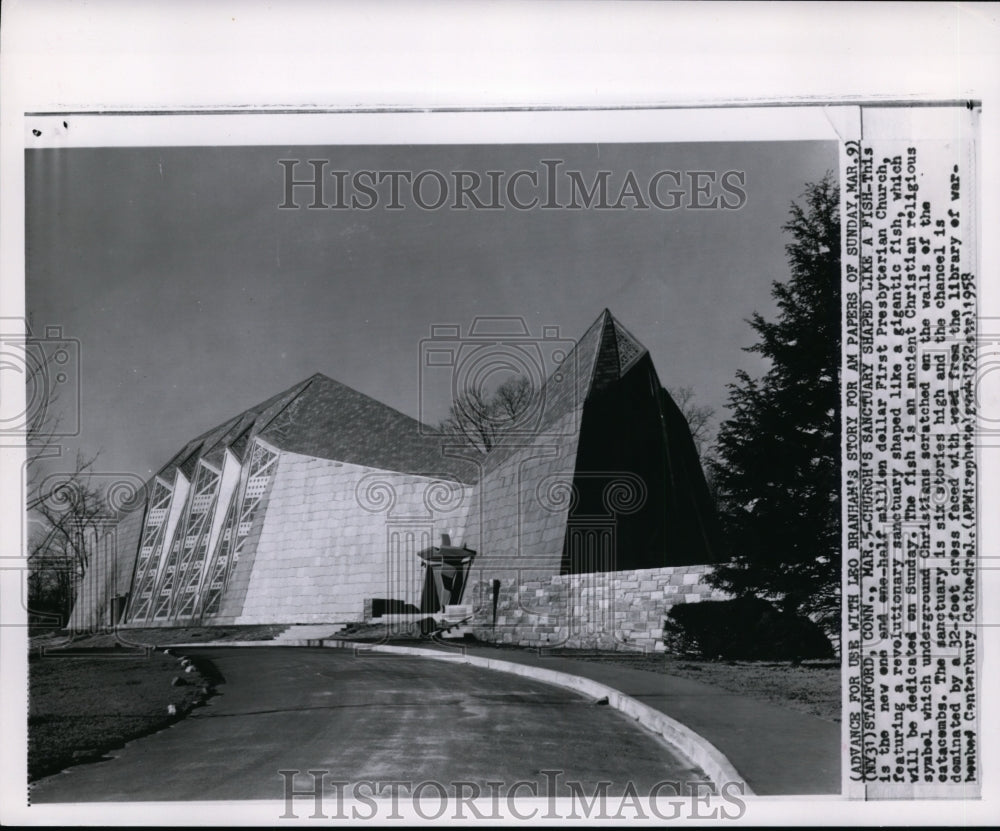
[454,645,841,796]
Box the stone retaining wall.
[467,564,727,651]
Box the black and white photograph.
[1,2,997,826]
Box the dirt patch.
[28,649,220,782]
[336,618,438,641]
[549,651,841,723]
[41,624,288,651]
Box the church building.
[70,310,722,649]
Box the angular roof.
[149,310,649,487]
[483,309,649,470]
[153,373,477,484]
[538,308,650,427]
[257,374,478,482]
[152,377,313,483]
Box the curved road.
[31,647,706,802]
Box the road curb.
[163,639,753,795]
[340,642,754,796]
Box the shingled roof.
[152,377,313,483]
[151,373,477,485]
[258,374,479,482]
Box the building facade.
[70,310,724,648]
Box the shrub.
[663,597,834,661]
[370,598,420,617]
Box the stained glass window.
[124,479,173,622]
[150,462,220,621]
[165,462,222,620]
[200,442,279,618]
[200,492,238,617]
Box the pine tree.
[708,173,841,628]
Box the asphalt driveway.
[30,647,706,802]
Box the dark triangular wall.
[562,335,721,573]
[656,383,722,562]
[465,307,721,577]
[461,308,716,583]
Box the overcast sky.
[26,140,837,479]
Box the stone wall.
[467,564,727,651]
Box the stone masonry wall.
[467,564,728,652]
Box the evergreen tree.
[708,173,841,628]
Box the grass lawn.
[557,652,841,723]
[38,624,288,651]
[28,650,217,782]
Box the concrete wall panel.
[233,451,472,624]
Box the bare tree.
[23,342,109,629]
[439,375,537,453]
[667,385,715,459]
[493,375,534,423]
[27,450,108,627]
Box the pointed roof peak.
[581,308,650,387]
[483,309,650,470]
[595,306,634,333]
